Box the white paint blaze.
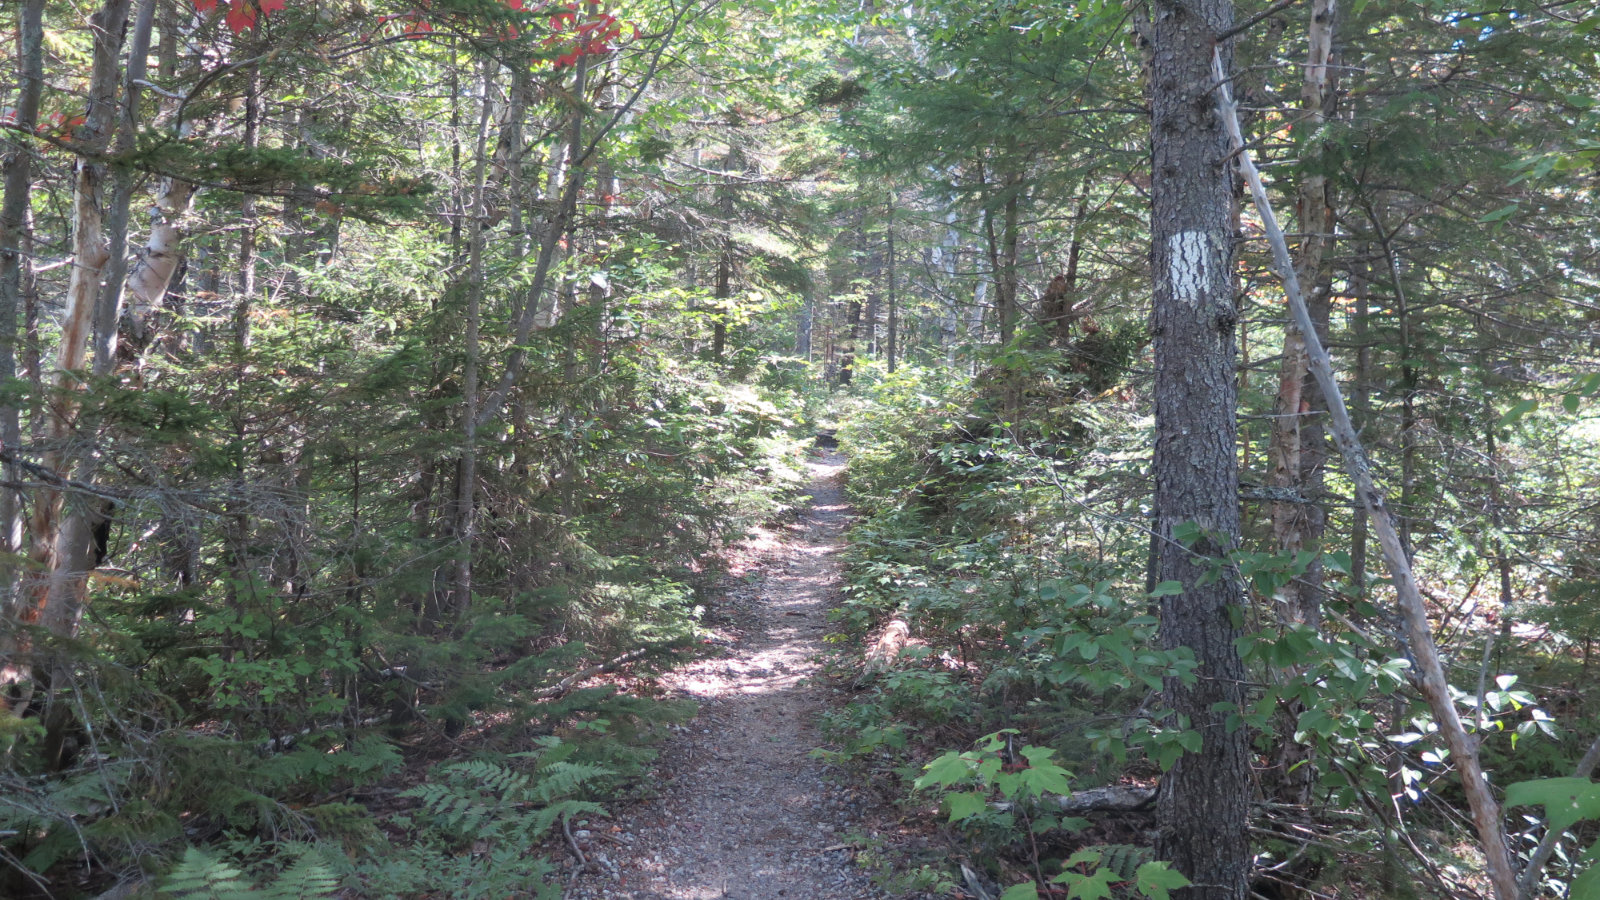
[1167,230,1214,305]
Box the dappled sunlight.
[570,453,877,899]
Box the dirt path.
[569,452,885,900]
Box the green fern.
[158,845,341,899]
[258,853,342,900]
[1095,844,1156,881]
[158,847,259,898]
[402,738,614,845]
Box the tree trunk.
[984,171,1022,346]
[886,194,898,373]
[1046,183,1091,347]
[1348,247,1372,591]
[451,59,497,620]
[1146,0,1250,896]
[15,0,134,649]
[0,0,46,586]
[1265,0,1340,809]
[121,178,197,357]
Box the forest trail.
[568,451,886,900]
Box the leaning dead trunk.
[1215,49,1519,900]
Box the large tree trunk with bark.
[1146,0,1250,896]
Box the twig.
[532,645,670,700]
[563,815,589,891]
[1216,0,1300,42]
[1476,632,1496,729]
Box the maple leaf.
[258,0,286,14]
[224,0,258,34]
[193,0,219,11]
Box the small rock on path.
[568,453,886,900]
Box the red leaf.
[506,0,525,9]
[258,0,285,14]
[224,0,257,33]
[193,0,218,11]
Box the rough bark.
[1267,0,1337,630]
[984,170,1022,346]
[24,0,134,623]
[1147,0,1250,895]
[1042,184,1091,347]
[712,152,734,361]
[1348,248,1372,591]
[1,0,133,709]
[93,0,159,376]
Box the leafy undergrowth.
[817,364,1583,900]
[817,363,1198,898]
[0,360,814,898]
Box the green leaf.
[999,883,1041,900]
[1478,203,1519,223]
[1149,580,1184,598]
[1505,777,1600,834]
[1172,522,1202,548]
[1498,399,1537,426]
[916,752,972,790]
[946,791,989,823]
[1062,848,1104,869]
[1065,867,1119,900]
[1135,862,1193,900]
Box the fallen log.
[993,784,1157,816]
[859,616,912,684]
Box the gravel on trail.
[566,452,889,900]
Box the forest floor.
[566,450,892,900]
